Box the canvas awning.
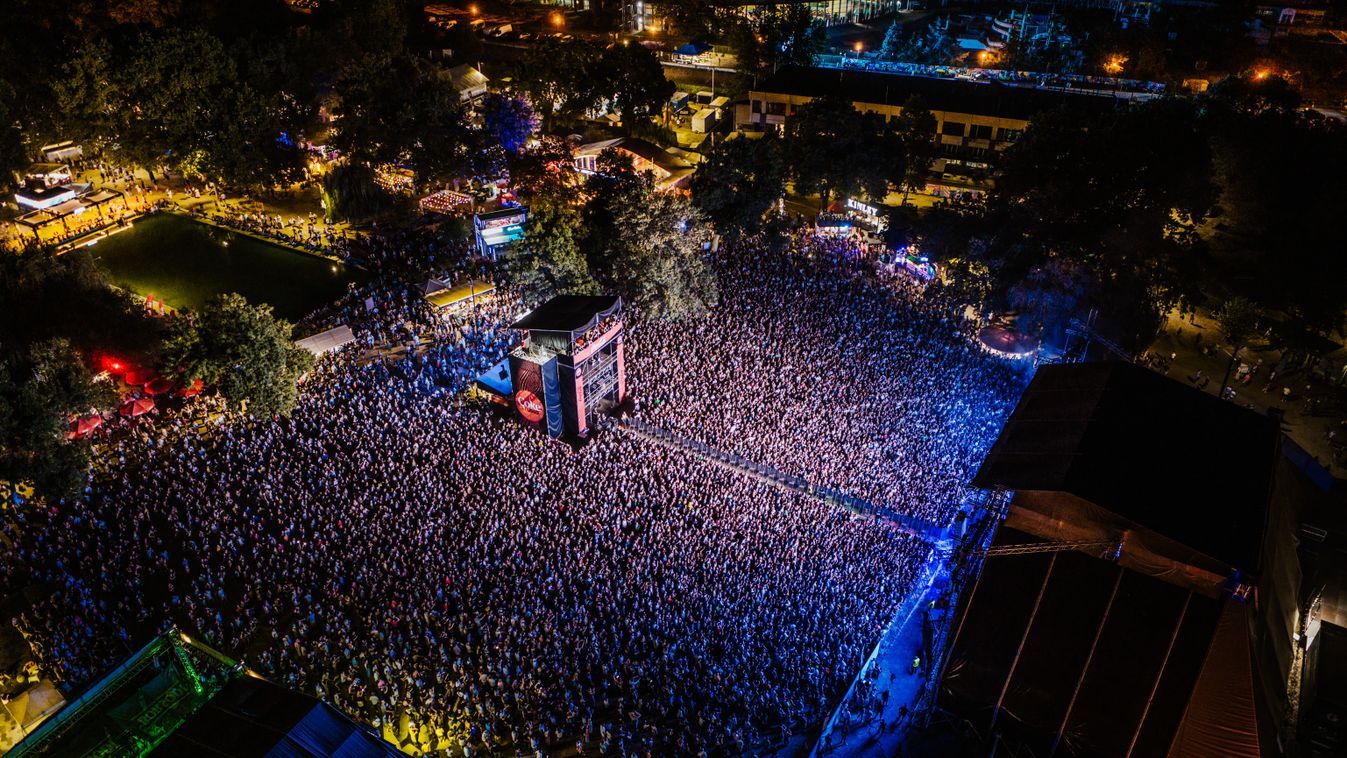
[425,281,496,310]
[295,325,356,355]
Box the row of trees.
[0,0,677,196]
[0,249,313,498]
[691,96,936,239]
[507,149,716,319]
[916,75,1347,352]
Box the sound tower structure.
[507,295,626,438]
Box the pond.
[82,213,367,322]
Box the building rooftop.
[754,65,1123,122]
[973,361,1279,570]
[510,294,622,335]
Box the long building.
[737,65,1123,195]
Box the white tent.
[448,64,489,102]
[295,325,356,355]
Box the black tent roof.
[510,295,622,334]
[154,676,398,757]
[973,361,1278,569]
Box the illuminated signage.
[846,198,879,217]
[515,389,545,423]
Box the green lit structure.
[9,629,398,757]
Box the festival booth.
[295,324,356,356]
[40,141,83,163]
[844,197,887,235]
[447,64,490,102]
[477,295,626,439]
[14,188,126,241]
[473,207,528,259]
[419,189,473,215]
[814,210,854,238]
[422,279,495,312]
[574,138,693,193]
[373,165,415,195]
[890,245,939,283]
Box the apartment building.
[737,65,1121,194]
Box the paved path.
[811,551,947,758]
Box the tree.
[985,99,1215,345]
[0,246,160,363]
[691,135,787,239]
[52,41,119,154]
[507,197,597,303]
[1008,259,1093,342]
[585,172,717,318]
[855,112,905,203]
[1215,296,1261,396]
[731,6,824,78]
[506,136,576,199]
[881,21,904,61]
[0,340,115,498]
[482,93,539,154]
[320,162,390,222]
[663,0,716,38]
[410,72,475,182]
[1204,80,1347,334]
[0,80,26,194]
[116,27,236,176]
[600,43,675,124]
[784,96,885,210]
[519,38,602,129]
[330,53,425,165]
[162,294,315,417]
[895,96,936,202]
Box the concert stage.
[476,295,627,438]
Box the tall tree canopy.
[507,197,598,304]
[692,135,787,239]
[162,294,314,417]
[0,340,115,499]
[585,158,717,318]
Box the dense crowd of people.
[631,234,1024,527]
[3,229,1027,755]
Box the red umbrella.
[120,397,155,417]
[145,377,175,396]
[176,378,205,398]
[66,414,104,440]
[124,369,153,386]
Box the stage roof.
[973,361,1278,570]
[510,295,621,334]
[154,675,397,756]
[937,527,1247,756]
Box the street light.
[1103,54,1127,75]
[551,12,564,28]
[468,4,478,15]
[853,41,864,55]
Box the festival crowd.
[3,227,1026,756]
